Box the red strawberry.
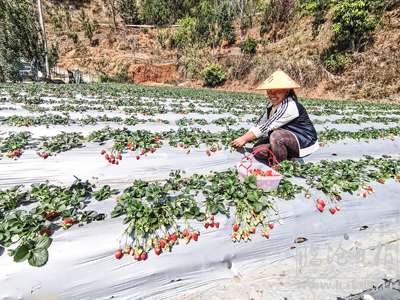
[182,229,189,237]
[192,232,199,241]
[134,253,141,261]
[210,215,215,221]
[150,148,156,153]
[215,222,220,229]
[251,227,256,234]
[170,233,177,242]
[118,153,122,160]
[317,199,326,207]
[140,252,148,261]
[42,152,49,159]
[233,224,239,232]
[204,223,209,229]
[13,149,22,157]
[136,155,140,160]
[63,218,75,225]
[160,239,167,249]
[141,149,146,155]
[101,149,106,155]
[210,222,215,228]
[115,249,123,260]
[105,154,110,160]
[329,208,337,215]
[268,223,274,230]
[317,203,324,212]
[154,247,161,256]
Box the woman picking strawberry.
[231,70,319,163]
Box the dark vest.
[267,99,318,149]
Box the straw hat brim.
[256,70,301,90]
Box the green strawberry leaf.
[28,248,49,267]
[13,244,30,262]
[36,236,52,249]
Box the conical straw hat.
[256,70,301,90]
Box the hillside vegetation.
[1,0,399,101]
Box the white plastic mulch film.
[0,85,400,300]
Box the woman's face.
[267,89,288,106]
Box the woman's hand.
[231,136,247,148]
[231,131,257,148]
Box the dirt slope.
[43,0,400,102]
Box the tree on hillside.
[231,0,259,39]
[192,0,235,48]
[117,0,140,24]
[0,0,46,81]
[104,0,118,29]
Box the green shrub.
[215,1,236,46]
[113,65,130,83]
[193,0,235,48]
[78,11,99,43]
[240,37,258,54]
[98,65,130,83]
[201,64,226,87]
[48,43,59,69]
[156,29,171,49]
[67,31,78,44]
[98,72,112,83]
[50,15,63,31]
[300,0,332,37]
[323,51,352,73]
[117,0,140,24]
[170,17,196,49]
[139,0,172,26]
[0,56,23,82]
[331,0,381,51]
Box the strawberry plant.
[0,210,51,267]
[111,179,205,260]
[0,186,29,217]
[93,185,119,201]
[0,114,70,127]
[0,178,108,267]
[279,157,400,204]
[212,117,239,126]
[319,127,400,143]
[0,132,32,158]
[37,132,84,156]
[175,118,207,126]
